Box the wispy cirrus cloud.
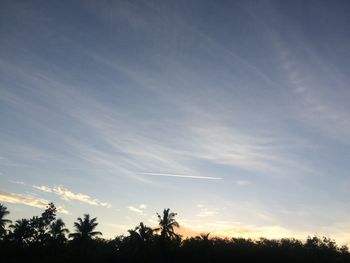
[273,34,350,144]
[128,204,147,214]
[128,206,143,214]
[0,191,69,214]
[0,55,314,184]
[33,185,112,208]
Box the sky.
[1,0,350,243]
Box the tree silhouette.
[49,218,69,243]
[156,208,180,240]
[9,219,34,245]
[1,203,350,263]
[0,204,11,237]
[123,222,154,261]
[41,202,56,225]
[69,214,102,242]
[135,222,153,242]
[30,202,57,244]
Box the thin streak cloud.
[138,172,222,180]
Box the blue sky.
[1,0,350,243]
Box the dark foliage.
[0,203,349,263]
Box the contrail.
[137,172,222,180]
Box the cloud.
[128,206,143,214]
[2,45,301,183]
[0,58,315,185]
[33,185,111,208]
[273,34,350,144]
[33,185,52,193]
[128,204,147,214]
[138,172,222,180]
[0,191,69,214]
[0,191,48,208]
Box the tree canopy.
[0,202,349,263]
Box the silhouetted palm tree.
[69,214,102,242]
[135,222,153,242]
[50,218,69,242]
[0,204,11,237]
[9,219,33,245]
[125,222,154,261]
[156,208,180,240]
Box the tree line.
[1,203,349,262]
